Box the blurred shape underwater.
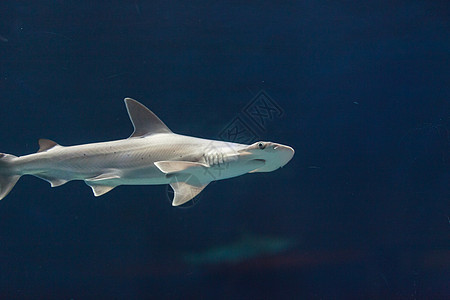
[183,233,297,265]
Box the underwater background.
[0,1,448,299]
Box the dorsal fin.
[124,98,172,138]
[38,139,60,153]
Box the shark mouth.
[248,159,266,173]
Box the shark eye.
[258,142,265,149]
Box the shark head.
[240,141,295,173]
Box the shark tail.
[0,153,20,200]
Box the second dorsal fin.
[38,139,61,153]
[124,98,172,138]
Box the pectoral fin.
[154,161,208,174]
[170,181,209,206]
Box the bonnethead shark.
[0,98,294,206]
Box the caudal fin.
[0,153,20,200]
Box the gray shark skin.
[0,98,294,206]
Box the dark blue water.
[0,1,448,298]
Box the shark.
[0,98,294,206]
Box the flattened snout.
[276,144,295,167]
